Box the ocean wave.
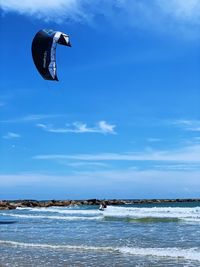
[103,206,200,222]
[17,207,101,215]
[103,216,182,223]
[0,213,101,221]
[6,206,200,223]
[119,247,200,261]
[0,240,199,262]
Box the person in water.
[103,202,107,208]
[99,202,107,210]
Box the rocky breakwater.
[0,198,200,210]
[0,199,127,210]
[0,201,17,210]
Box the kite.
[32,29,71,81]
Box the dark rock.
[0,198,200,210]
[0,201,16,210]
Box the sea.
[0,201,200,267]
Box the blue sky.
[0,0,200,200]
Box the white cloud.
[146,138,162,143]
[1,114,63,123]
[37,120,116,135]
[2,132,21,139]
[67,162,108,168]
[157,0,200,22]
[98,121,116,134]
[153,163,200,171]
[1,0,200,38]
[0,0,89,22]
[173,119,200,132]
[34,144,200,163]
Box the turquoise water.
[0,202,200,266]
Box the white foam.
[8,205,200,223]
[17,207,101,216]
[0,213,101,221]
[0,240,112,251]
[0,240,199,262]
[119,247,200,261]
[103,206,200,222]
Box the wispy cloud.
[152,163,200,171]
[67,162,108,168]
[0,0,89,22]
[146,138,162,143]
[1,114,63,123]
[34,144,200,163]
[173,119,200,132]
[2,132,21,139]
[157,0,200,22]
[37,121,116,135]
[1,0,200,38]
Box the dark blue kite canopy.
[32,29,71,81]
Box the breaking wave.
[103,206,200,222]
[0,240,199,262]
[17,207,101,215]
[14,205,200,223]
[0,213,101,221]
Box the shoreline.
[0,198,200,210]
